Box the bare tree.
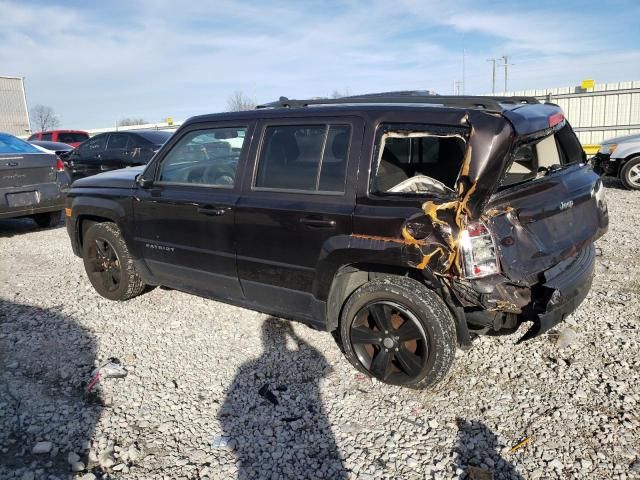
[227,91,256,112]
[117,117,148,127]
[30,105,61,132]
[331,88,352,99]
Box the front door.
[235,118,362,321]
[133,123,253,300]
[69,133,108,180]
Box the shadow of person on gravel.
[219,317,347,480]
[0,300,100,479]
[454,418,523,480]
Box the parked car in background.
[0,132,70,227]
[592,133,640,190]
[65,94,608,389]
[65,130,173,181]
[28,130,89,148]
[29,140,74,157]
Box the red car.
[28,130,89,148]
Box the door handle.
[197,205,229,216]
[299,216,336,228]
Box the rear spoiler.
[501,103,566,137]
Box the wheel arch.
[324,262,436,332]
[324,262,472,347]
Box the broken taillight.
[460,221,499,278]
[548,112,565,127]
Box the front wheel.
[339,276,457,389]
[82,222,146,301]
[620,157,640,190]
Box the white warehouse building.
[0,76,30,136]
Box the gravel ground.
[1,180,639,480]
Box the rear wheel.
[620,157,640,190]
[82,222,146,301]
[339,276,456,389]
[32,211,62,228]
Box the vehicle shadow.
[0,217,64,238]
[0,300,100,478]
[218,316,347,480]
[454,418,523,480]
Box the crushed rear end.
[400,103,608,340]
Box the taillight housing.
[56,157,65,172]
[460,220,499,278]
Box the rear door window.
[254,124,350,193]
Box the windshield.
[0,133,42,154]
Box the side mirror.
[136,174,153,188]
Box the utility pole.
[487,58,497,94]
[462,48,466,95]
[453,81,463,95]
[501,55,512,93]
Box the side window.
[107,134,130,150]
[372,125,467,195]
[255,124,350,193]
[41,133,53,141]
[79,135,106,155]
[157,126,247,187]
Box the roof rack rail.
[256,95,540,112]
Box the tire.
[339,276,456,389]
[620,157,640,190]
[32,211,62,228]
[82,222,146,301]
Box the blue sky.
[1,0,639,129]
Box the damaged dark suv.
[65,95,608,389]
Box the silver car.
[0,132,70,227]
[592,133,640,190]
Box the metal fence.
[503,80,640,150]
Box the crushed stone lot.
[1,181,639,480]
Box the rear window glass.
[41,133,53,141]
[0,133,42,154]
[255,124,350,193]
[372,125,467,195]
[135,131,173,145]
[57,132,89,143]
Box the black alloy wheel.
[86,237,122,293]
[350,301,429,383]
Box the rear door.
[486,125,608,282]
[133,122,254,299]
[235,118,362,320]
